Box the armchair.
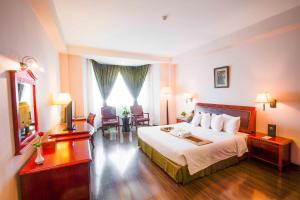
[130,105,150,129]
[73,113,96,148]
[101,106,120,135]
[86,113,96,148]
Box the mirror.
[9,70,38,155]
[18,83,36,141]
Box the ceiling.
[52,0,300,57]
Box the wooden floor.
[90,129,300,200]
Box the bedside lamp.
[53,93,72,122]
[255,92,277,111]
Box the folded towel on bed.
[170,129,191,137]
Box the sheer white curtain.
[86,60,103,129]
[107,70,152,123]
[106,73,133,114]
[86,62,157,128]
[144,64,160,125]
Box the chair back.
[87,113,96,126]
[101,106,117,119]
[130,105,144,117]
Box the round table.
[122,117,130,132]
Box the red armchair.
[130,105,150,129]
[87,112,96,127]
[86,113,96,148]
[101,106,120,135]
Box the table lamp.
[53,93,72,122]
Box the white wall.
[160,63,177,125]
[0,0,60,199]
[174,6,300,165]
[147,64,161,125]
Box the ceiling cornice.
[67,44,172,63]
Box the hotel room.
[1,0,300,199]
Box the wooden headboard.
[195,103,256,133]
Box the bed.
[137,103,256,184]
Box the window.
[106,73,133,112]
[106,72,149,114]
[87,62,155,128]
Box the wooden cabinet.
[247,133,292,173]
[176,117,188,123]
[19,139,92,200]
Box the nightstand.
[247,133,292,173]
[176,117,188,123]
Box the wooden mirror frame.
[9,70,39,155]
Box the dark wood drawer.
[250,138,278,153]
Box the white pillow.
[222,114,241,134]
[190,112,201,126]
[200,113,211,129]
[211,114,224,132]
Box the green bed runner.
[138,137,244,184]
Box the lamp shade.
[184,93,192,99]
[255,92,271,103]
[53,93,72,105]
[161,86,172,96]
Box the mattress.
[138,122,248,175]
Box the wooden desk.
[19,139,92,200]
[48,120,95,147]
[248,133,292,173]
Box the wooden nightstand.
[247,133,292,173]
[176,117,188,123]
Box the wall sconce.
[20,56,44,72]
[255,92,277,111]
[184,93,193,103]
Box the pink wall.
[0,0,60,199]
[59,54,86,117]
[174,6,300,165]
[59,53,70,92]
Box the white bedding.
[138,122,248,175]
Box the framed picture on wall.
[214,66,229,88]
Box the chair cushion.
[130,105,144,116]
[101,106,117,119]
[136,117,149,122]
[103,119,118,125]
